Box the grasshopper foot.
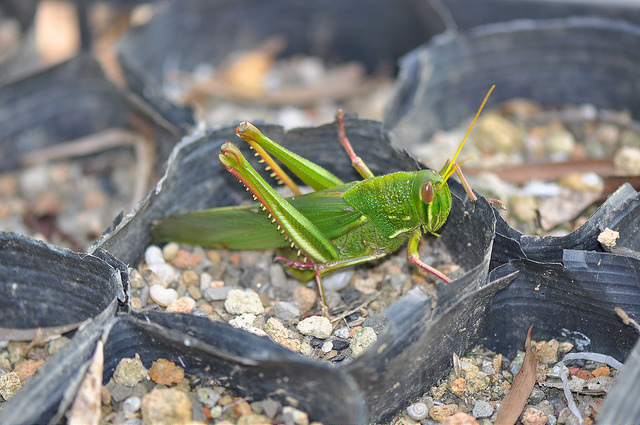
[487,198,507,210]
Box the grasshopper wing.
[152,183,364,250]
[151,204,288,250]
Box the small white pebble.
[229,314,267,336]
[334,327,349,339]
[122,396,142,414]
[149,285,178,307]
[296,316,332,339]
[224,289,264,315]
[598,227,620,248]
[321,268,354,291]
[229,313,257,330]
[162,242,180,261]
[199,272,213,291]
[282,406,309,425]
[144,245,165,265]
[321,340,333,353]
[146,263,177,288]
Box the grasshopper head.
[413,170,452,236]
[414,85,495,236]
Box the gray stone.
[322,268,354,291]
[362,315,388,334]
[535,400,555,418]
[350,327,377,357]
[528,386,545,404]
[273,301,300,321]
[203,286,233,301]
[472,400,494,418]
[196,386,221,408]
[105,380,134,402]
[262,398,282,418]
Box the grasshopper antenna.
[441,85,495,182]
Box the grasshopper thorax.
[413,170,452,236]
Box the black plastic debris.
[116,0,446,87]
[0,53,190,176]
[384,17,640,150]
[102,312,366,424]
[0,233,126,424]
[440,0,640,31]
[0,233,124,341]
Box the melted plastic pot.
[0,234,126,424]
[384,17,640,150]
[116,0,445,87]
[440,0,640,30]
[101,312,366,424]
[0,53,190,175]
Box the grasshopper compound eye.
[421,182,434,203]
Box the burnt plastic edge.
[0,306,115,425]
[101,313,367,424]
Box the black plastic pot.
[101,312,366,424]
[440,0,640,31]
[0,234,126,424]
[115,0,446,90]
[0,53,191,175]
[384,17,640,150]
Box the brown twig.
[21,128,153,206]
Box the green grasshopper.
[152,86,496,311]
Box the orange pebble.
[592,366,610,377]
[450,377,466,396]
[170,250,202,269]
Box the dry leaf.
[495,325,537,425]
[67,341,104,425]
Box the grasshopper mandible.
[152,86,496,311]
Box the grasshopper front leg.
[219,142,340,310]
[406,230,452,283]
